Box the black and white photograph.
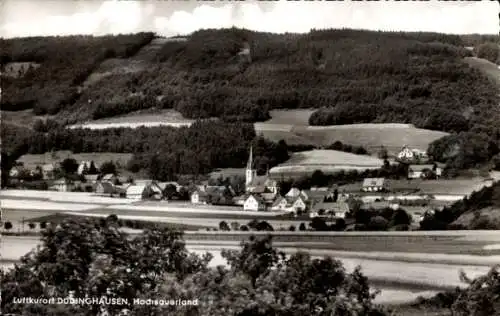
[1,0,500,315]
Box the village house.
[243,194,266,211]
[190,188,208,204]
[311,202,350,219]
[362,178,388,192]
[50,178,78,192]
[101,173,117,184]
[397,145,428,163]
[77,161,91,175]
[287,196,307,212]
[190,185,235,205]
[270,196,288,211]
[408,164,442,179]
[42,163,56,180]
[95,182,115,196]
[126,182,163,200]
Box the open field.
[1,199,101,211]
[464,56,500,87]
[270,149,384,175]
[263,109,315,125]
[255,122,448,154]
[1,190,135,204]
[81,38,173,88]
[68,109,195,130]
[17,151,133,169]
[1,109,50,129]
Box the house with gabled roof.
[270,196,288,211]
[311,202,350,219]
[285,187,302,198]
[126,181,162,200]
[362,178,388,192]
[243,194,266,211]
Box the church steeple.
[247,146,253,170]
[245,146,256,191]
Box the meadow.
[255,114,449,154]
[67,109,195,130]
[464,56,500,87]
[270,149,384,175]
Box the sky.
[0,0,498,38]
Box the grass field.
[464,57,500,88]
[256,121,449,155]
[68,109,194,130]
[17,151,133,169]
[270,149,384,176]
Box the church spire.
[247,146,253,170]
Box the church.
[245,146,278,194]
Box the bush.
[28,222,36,230]
[39,221,47,229]
[4,221,13,230]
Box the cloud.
[0,0,497,38]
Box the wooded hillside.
[2,29,500,171]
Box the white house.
[287,196,307,212]
[190,190,208,204]
[285,188,302,198]
[362,178,387,192]
[50,178,76,192]
[397,146,414,161]
[77,161,91,175]
[243,194,266,211]
[311,202,350,219]
[42,163,56,180]
[126,182,162,200]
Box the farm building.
[50,178,78,192]
[397,145,428,162]
[126,182,162,200]
[362,178,388,192]
[311,202,350,218]
[408,164,442,179]
[243,194,266,211]
[95,182,115,196]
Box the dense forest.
[2,28,500,170]
[1,33,155,114]
[0,121,291,183]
